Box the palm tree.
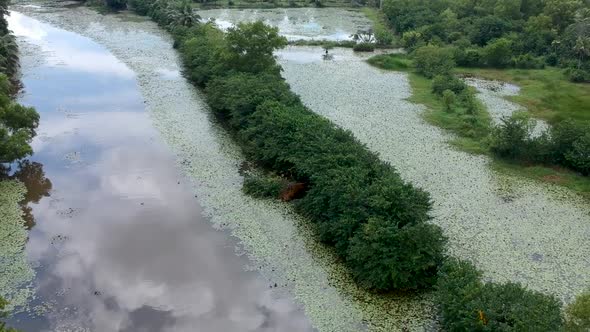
[166,0,201,28]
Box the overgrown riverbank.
[368,53,590,198]
[0,1,40,328]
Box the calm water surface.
[5,11,312,331]
[197,8,371,41]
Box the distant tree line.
[383,0,590,82]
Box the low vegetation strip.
[128,0,445,292]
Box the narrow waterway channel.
[6,10,312,331]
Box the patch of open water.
[197,8,371,41]
[4,10,312,332]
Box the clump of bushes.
[510,54,546,69]
[490,115,590,176]
[352,42,375,52]
[413,45,455,78]
[243,174,287,199]
[131,0,446,291]
[436,259,564,331]
[566,290,590,331]
[431,75,466,96]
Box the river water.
[5,9,312,332]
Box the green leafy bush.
[432,75,467,96]
[243,174,287,198]
[348,218,444,290]
[566,290,590,332]
[442,89,456,112]
[550,120,586,164]
[0,75,39,163]
[490,113,538,161]
[374,27,394,46]
[413,45,456,78]
[565,133,590,176]
[511,54,546,69]
[352,42,375,52]
[567,68,590,83]
[483,38,513,68]
[436,259,564,332]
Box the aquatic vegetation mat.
[0,180,35,312]
[278,46,590,304]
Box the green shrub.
[0,75,39,163]
[348,218,445,290]
[242,174,287,198]
[566,290,590,332]
[436,259,564,332]
[179,23,226,86]
[242,101,444,289]
[432,75,467,96]
[566,133,590,176]
[490,113,537,161]
[413,45,455,78]
[454,47,484,67]
[483,38,513,68]
[205,72,299,129]
[511,54,546,69]
[442,89,456,112]
[353,42,375,52]
[567,68,590,83]
[550,120,587,165]
[374,27,394,46]
[401,30,424,51]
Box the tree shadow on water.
[1,160,52,229]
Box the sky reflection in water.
[6,11,311,332]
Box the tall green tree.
[0,75,39,163]
[221,22,287,73]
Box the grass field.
[368,53,590,198]
[455,67,590,125]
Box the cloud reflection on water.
[9,10,311,332]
